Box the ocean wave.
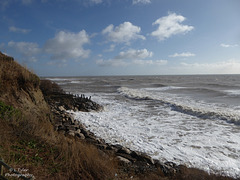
[144,86,184,92]
[118,87,240,124]
[46,78,70,81]
[223,90,240,96]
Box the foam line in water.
[118,87,240,124]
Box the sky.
[0,0,240,76]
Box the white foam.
[46,78,70,81]
[118,87,240,124]
[70,81,80,84]
[71,91,240,178]
[224,89,240,96]
[144,86,184,92]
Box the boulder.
[116,156,132,165]
[96,144,107,150]
[117,147,132,155]
[116,153,136,163]
[57,125,66,131]
[58,106,65,112]
[75,132,85,139]
[66,125,76,131]
[130,151,154,165]
[68,130,75,137]
[75,129,81,134]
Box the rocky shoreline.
[40,81,181,176]
[50,95,179,175]
[40,79,235,179]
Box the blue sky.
[0,0,240,76]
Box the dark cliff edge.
[0,52,235,180]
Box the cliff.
[0,52,49,120]
[0,52,116,179]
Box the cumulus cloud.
[132,0,151,5]
[169,52,196,58]
[102,22,145,44]
[104,44,116,52]
[8,41,40,62]
[151,12,194,41]
[96,48,167,67]
[116,49,153,60]
[9,26,31,34]
[180,59,240,74]
[44,30,90,61]
[97,58,167,67]
[220,43,238,48]
[133,59,167,65]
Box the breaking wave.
[118,87,240,124]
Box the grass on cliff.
[0,58,39,93]
[0,53,117,179]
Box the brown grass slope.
[0,52,116,179]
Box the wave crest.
[118,87,240,124]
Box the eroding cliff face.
[0,52,50,120]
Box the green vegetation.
[0,101,21,121]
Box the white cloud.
[169,52,196,58]
[132,0,151,5]
[151,12,194,41]
[8,41,40,56]
[96,59,128,67]
[8,41,40,62]
[180,59,240,74]
[97,48,167,67]
[133,59,167,65]
[104,44,116,52]
[44,30,90,61]
[220,43,238,48]
[47,59,67,67]
[9,26,31,34]
[97,58,167,67]
[116,49,153,60]
[102,22,145,44]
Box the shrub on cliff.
[40,79,64,95]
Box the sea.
[48,75,240,178]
